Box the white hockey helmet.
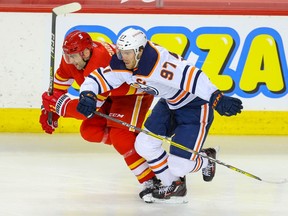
[116,28,147,61]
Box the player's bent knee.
[80,132,102,143]
[135,132,162,159]
[134,132,148,156]
[168,154,196,177]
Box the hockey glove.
[210,90,243,116]
[39,107,60,134]
[42,89,71,116]
[77,91,97,118]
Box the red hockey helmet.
[62,30,93,54]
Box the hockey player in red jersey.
[77,28,243,203]
[39,30,159,202]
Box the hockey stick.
[47,2,82,124]
[93,110,287,184]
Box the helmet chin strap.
[133,50,141,69]
[133,58,140,69]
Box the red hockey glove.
[210,90,243,116]
[39,108,60,134]
[42,89,71,116]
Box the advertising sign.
[55,14,288,111]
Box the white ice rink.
[0,133,287,216]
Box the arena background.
[0,0,288,135]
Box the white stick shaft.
[52,2,82,15]
[47,2,81,124]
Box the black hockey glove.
[210,90,243,116]
[77,91,97,118]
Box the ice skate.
[201,148,217,182]
[150,177,188,204]
[139,177,161,203]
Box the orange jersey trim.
[184,66,196,92]
[91,70,109,92]
[191,103,208,160]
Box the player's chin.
[125,63,133,70]
[76,65,84,70]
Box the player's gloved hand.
[39,107,60,134]
[42,89,71,116]
[77,91,97,118]
[210,90,243,116]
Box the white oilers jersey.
[80,41,218,110]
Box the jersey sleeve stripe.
[97,68,114,90]
[167,90,187,104]
[87,74,102,94]
[53,83,70,91]
[90,70,109,93]
[191,70,202,94]
[184,66,196,92]
[180,65,190,90]
[54,77,74,86]
[167,91,190,106]
[55,73,69,82]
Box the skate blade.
[142,193,154,203]
[150,196,188,204]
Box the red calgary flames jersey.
[53,41,145,120]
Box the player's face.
[63,52,87,70]
[119,49,137,69]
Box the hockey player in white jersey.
[77,28,243,203]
